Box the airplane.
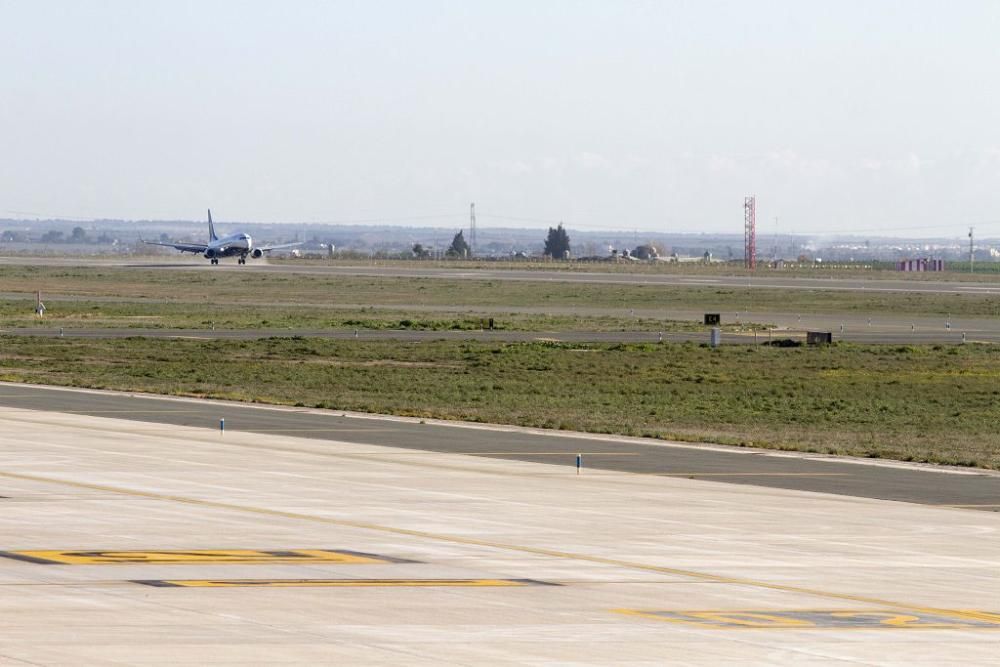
[142,210,301,265]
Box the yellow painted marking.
[141,578,533,588]
[955,610,1000,623]
[0,469,985,622]
[615,609,1000,629]
[689,611,814,628]
[828,611,940,628]
[1,549,384,565]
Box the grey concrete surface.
[0,406,998,665]
[0,383,996,510]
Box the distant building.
[897,258,944,272]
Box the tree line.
[418,223,571,259]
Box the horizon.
[0,215,994,245]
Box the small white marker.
[576,453,582,475]
[220,418,225,434]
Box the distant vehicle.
[142,210,300,265]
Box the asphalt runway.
[0,382,996,510]
[159,262,1000,296]
[3,255,1000,343]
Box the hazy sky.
[2,1,999,235]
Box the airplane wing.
[258,241,303,253]
[141,239,208,254]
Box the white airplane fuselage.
[203,233,262,261]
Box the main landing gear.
[210,258,219,265]
[238,256,247,265]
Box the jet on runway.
[143,210,300,264]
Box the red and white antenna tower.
[744,195,756,270]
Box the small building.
[897,258,944,272]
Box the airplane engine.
[203,248,217,259]
[251,248,264,259]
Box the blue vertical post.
[576,453,582,475]
[220,418,225,434]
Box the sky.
[2,1,1000,235]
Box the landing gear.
[238,256,247,265]
[210,258,219,265]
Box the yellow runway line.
[0,469,982,622]
[136,578,546,588]
[614,608,1000,630]
[0,548,400,566]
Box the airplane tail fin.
[207,209,218,241]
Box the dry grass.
[0,335,997,469]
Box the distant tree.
[40,230,64,243]
[412,243,431,259]
[446,230,470,258]
[70,226,87,243]
[159,233,171,242]
[1,230,25,242]
[543,223,571,259]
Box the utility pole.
[969,227,975,273]
[773,217,779,260]
[469,203,477,258]
[744,196,756,270]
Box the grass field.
[2,265,1000,325]
[2,262,999,470]
[0,299,725,333]
[1,335,997,469]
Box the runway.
[0,382,996,509]
[3,255,1000,343]
[1,388,998,664]
[4,254,1000,295]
